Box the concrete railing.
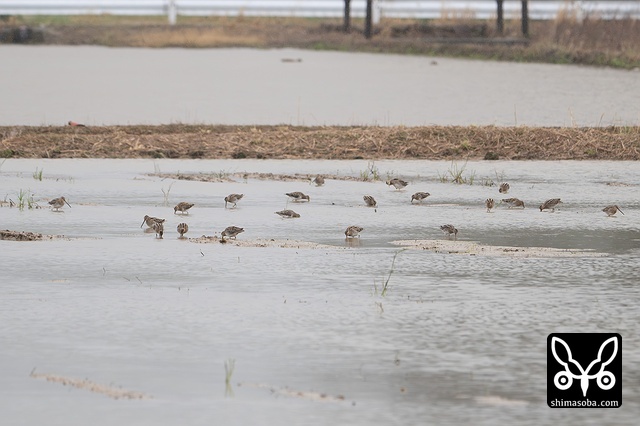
[1,1,638,24]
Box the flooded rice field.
[1,158,639,425]
[1,46,640,127]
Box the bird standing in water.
[540,198,562,212]
[174,202,194,215]
[152,221,164,239]
[177,223,189,238]
[602,205,624,217]
[386,178,409,190]
[345,226,364,238]
[49,196,71,212]
[440,224,458,240]
[221,226,244,240]
[286,192,310,202]
[141,215,165,229]
[363,195,377,208]
[501,198,525,209]
[224,194,244,208]
[275,209,300,218]
[486,198,495,213]
[411,192,430,204]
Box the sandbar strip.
[391,239,606,258]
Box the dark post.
[521,0,529,37]
[343,0,351,33]
[365,0,373,39]
[496,0,504,35]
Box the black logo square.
[547,333,621,408]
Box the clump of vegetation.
[438,161,476,185]
[360,161,381,181]
[480,176,495,186]
[32,167,43,181]
[15,189,38,210]
[212,170,230,180]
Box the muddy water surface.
[1,159,639,425]
[1,46,639,127]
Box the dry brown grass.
[125,26,265,48]
[2,124,639,160]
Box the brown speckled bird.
[174,202,194,215]
[602,205,624,217]
[224,194,244,208]
[540,198,562,212]
[177,222,189,238]
[440,224,458,240]
[48,196,71,212]
[345,226,364,238]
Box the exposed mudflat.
[391,239,607,258]
[189,235,341,249]
[0,229,68,241]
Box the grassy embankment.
[1,125,638,160]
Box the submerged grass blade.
[225,358,236,397]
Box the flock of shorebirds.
[46,176,625,242]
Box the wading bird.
[602,205,624,217]
[363,195,377,208]
[486,198,495,213]
[411,192,430,204]
[275,209,300,218]
[224,194,244,208]
[501,198,525,209]
[540,198,562,212]
[49,196,71,212]
[286,192,310,202]
[221,226,244,240]
[174,202,194,215]
[386,178,409,190]
[440,224,458,240]
[177,222,189,238]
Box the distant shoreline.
[1,15,639,69]
[2,124,638,160]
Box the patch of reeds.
[32,167,43,181]
[359,161,381,181]
[15,188,38,210]
[437,160,477,185]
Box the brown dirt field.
[1,124,639,160]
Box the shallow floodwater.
[0,159,639,425]
[1,46,639,127]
